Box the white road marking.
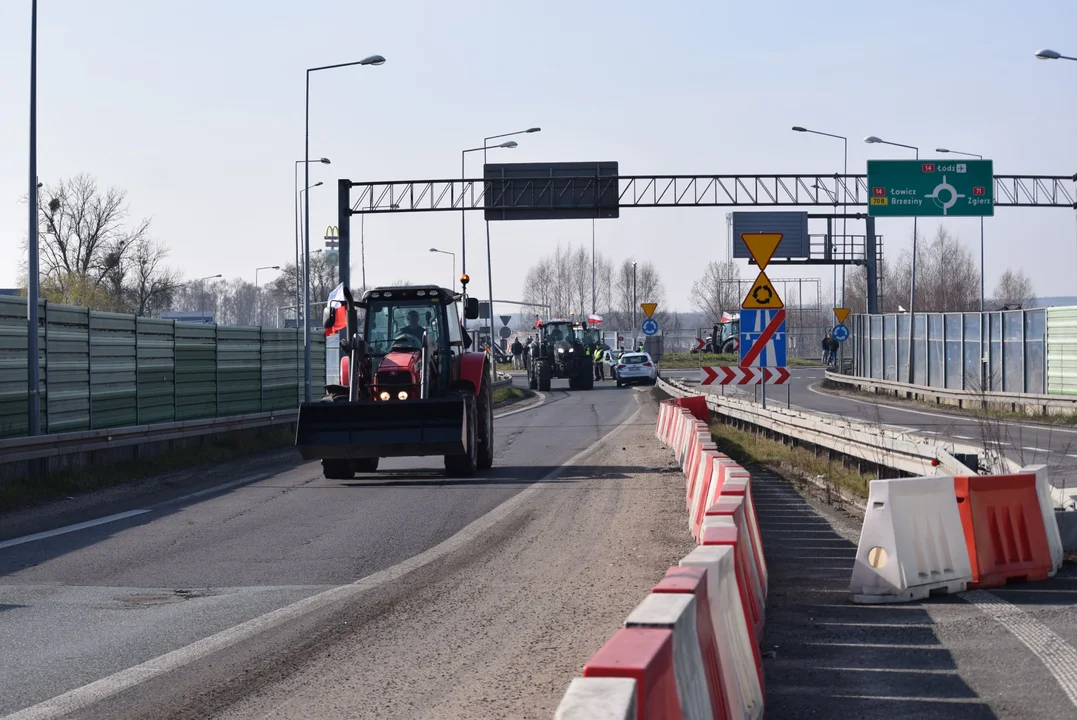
[962,590,1077,708]
[0,396,550,555]
[0,473,272,551]
[0,510,151,550]
[807,382,1077,436]
[1022,446,1051,453]
[3,395,644,720]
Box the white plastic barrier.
[555,677,638,720]
[849,476,972,604]
[1022,464,1065,575]
[626,593,713,720]
[680,545,764,720]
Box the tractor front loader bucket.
[295,396,471,460]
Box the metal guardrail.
[824,370,1077,416]
[0,409,298,466]
[657,376,988,477]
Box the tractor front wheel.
[538,361,552,392]
[477,379,494,470]
[445,397,478,477]
[322,459,354,480]
[354,457,379,473]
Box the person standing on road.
[593,346,605,381]
[511,336,524,369]
[821,332,830,364]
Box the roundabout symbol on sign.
[641,318,659,336]
[832,323,850,342]
[926,175,966,215]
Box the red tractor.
[295,280,495,479]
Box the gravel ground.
[123,393,696,720]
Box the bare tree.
[35,174,151,309]
[125,238,181,316]
[690,260,742,323]
[263,254,339,325]
[993,269,1035,308]
[889,225,978,312]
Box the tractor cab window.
[544,324,574,343]
[446,302,463,347]
[366,302,442,353]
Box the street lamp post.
[27,0,41,435]
[481,128,540,347]
[937,147,986,311]
[255,265,281,326]
[632,261,638,350]
[792,126,848,305]
[429,248,456,291]
[1035,48,1077,61]
[461,140,518,334]
[295,158,330,329]
[199,274,223,320]
[297,181,323,325]
[865,135,919,384]
[304,54,385,403]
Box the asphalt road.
[666,365,1077,487]
[0,375,665,718]
[756,465,1077,719]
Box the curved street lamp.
[303,54,385,401]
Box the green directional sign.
[867,159,994,217]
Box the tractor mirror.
[464,297,480,320]
[322,305,333,329]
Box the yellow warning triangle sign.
[741,233,783,272]
[741,271,784,310]
[640,302,658,318]
[834,307,851,324]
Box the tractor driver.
[399,310,427,343]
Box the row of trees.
[24,177,1038,325]
[842,226,1035,313]
[521,243,666,328]
[25,174,345,327]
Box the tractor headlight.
[568,347,574,352]
[557,347,565,354]
[379,391,391,401]
[397,390,409,401]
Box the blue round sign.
[641,318,659,336]
[832,323,850,342]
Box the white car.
[615,352,658,387]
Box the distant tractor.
[295,279,494,479]
[527,319,594,391]
[694,314,740,354]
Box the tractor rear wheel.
[445,397,478,477]
[477,379,494,470]
[538,361,552,392]
[322,459,354,480]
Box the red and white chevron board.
[700,366,790,385]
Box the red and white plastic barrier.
[557,397,768,719]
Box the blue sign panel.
[641,318,659,336]
[739,309,787,368]
[832,323,850,342]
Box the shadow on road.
[755,470,997,719]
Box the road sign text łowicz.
[867,159,994,218]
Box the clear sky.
[1,0,1074,311]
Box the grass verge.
[0,428,295,513]
[708,421,871,499]
[493,385,530,406]
[660,352,822,370]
